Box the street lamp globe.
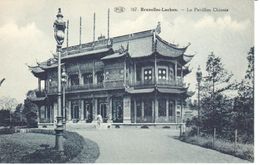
[53,8,66,47]
[61,69,67,84]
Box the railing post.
[213,128,216,148]
[234,129,238,152]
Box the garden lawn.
[0,133,55,163]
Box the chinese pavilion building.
[28,23,194,127]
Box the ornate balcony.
[47,80,125,94]
[66,83,103,91]
[129,78,186,89]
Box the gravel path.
[75,128,249,163]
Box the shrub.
[0,127,15,135]
[162,126,170,129]
[141,125,149,129]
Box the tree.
[23,98,38,128]
[232,47,254,143]
[0,96,18,126]
[200,52,235,134]
[203,52,234,97]
[0,96,18,111]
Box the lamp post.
[196,65,202,136]
[61,67,67,130]
[53,8,66,151]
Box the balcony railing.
[130,78,185,88]
[66,83,103,91]
[47,80,125,94]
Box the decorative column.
[141,100,144,120]
[123,96,131,123]
[134,98,137,123]
[166,99,169,122]
[80,100,84,121]
[154,98,158,123]
[107,96,112,123]
[38,78,41,91]
[68,100,71,121]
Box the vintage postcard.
[0,0,255,163]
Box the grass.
[0,133,55,163]
[179,135,254,162]
[0,129,100,163]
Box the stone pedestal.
[55,116,64,151]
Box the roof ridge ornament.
[155,21,161,34]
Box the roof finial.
[155,21,161,34]
[56,8,63,18]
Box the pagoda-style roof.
[29,27,194,77]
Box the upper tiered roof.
[28,27,194,77]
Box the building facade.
[28,25,194,126]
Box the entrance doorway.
[112,97,123,123]
[71,100,80,122]
[143,99,153,123]
[84,100,93,123]
[99,103,107,122]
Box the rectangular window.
[83,73,93,84]
[70,75,79,86]
[96,71,104,84]
[158,68,167,80]
[158,99,166,116]
[144,68,152,80]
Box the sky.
[0,0,254,103]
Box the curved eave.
[61,47,112,60]
[178,54,195,65]
[156,35,188,50]
[28,96,47,103]
[183,66,192,76]
[101,52,128,61]
[186,91,195,97]
[28,66,46,78]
